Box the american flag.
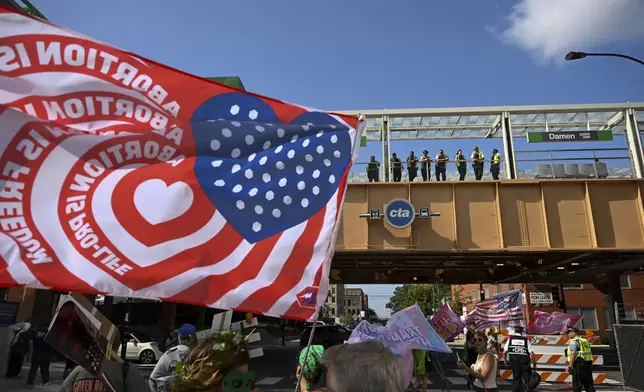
[473,291,524,330]
[0,6,362,321]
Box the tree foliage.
[451,286,465,316]
[385,284,452,315]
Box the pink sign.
[528,310,583,334]
[429,303,466,342]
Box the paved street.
[0,345,625,392]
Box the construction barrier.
[534,353,603,366]
[499,370,608,384]
[501,335,601,345]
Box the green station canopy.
[206,76,246,91]
[0,0,47,19]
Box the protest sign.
[347,304,451,354]
[429,303,465,342]
[528,310,583,335]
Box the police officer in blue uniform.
[503,326,536,392]
[149,324,196,392]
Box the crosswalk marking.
[445,376,467,385]
[255,377,283,386]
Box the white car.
[116,332,163,364]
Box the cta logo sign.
[384,199,415,229]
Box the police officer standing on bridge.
[567,326,595,392]
[391,153,403,182]
[503,326,536,392]
[366,155,380,182]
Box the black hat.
[566,326,581,333]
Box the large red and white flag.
[0,6,362,321]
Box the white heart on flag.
[133,179,194,225]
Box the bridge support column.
[625,109,644,179]
[593,272,624,347]
[501,111,518,179]
[382,115,390,182]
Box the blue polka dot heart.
[192,93,352,243]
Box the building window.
[568,307,598,330]
[484,287,490,298]
[620,275,631,289]
[562,283,583,289]
[508,284,515,291]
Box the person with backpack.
[5,322,36,379]
[503,326,536,392]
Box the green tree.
[385,284,452,315]
[342,314,355,325]
[451,286,465,316]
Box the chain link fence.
[614,324,644,392]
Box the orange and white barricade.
[499,370,608,384]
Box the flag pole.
[295,306,322,392]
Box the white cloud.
[498,0,644,62]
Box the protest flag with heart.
[0,5,362,321]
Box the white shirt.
[471,150,484,159]
[473,352,498,390]
[149,344,190,391]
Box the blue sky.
[29,0,644,316]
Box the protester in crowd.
[321,340,404,392]
[411,349,428,392]
[171,330,260,392]
[150,323,196,392]
[62,359,76,380]
[567,327,595,392]
[5,321,36,379]
[462,328,479,389]
[503,326,536,392]
[296,345,325,392]
[60,361,150,392]
[26,322,53,388]
[457,330,498,392]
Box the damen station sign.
[527,130,613,143]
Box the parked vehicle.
[300,324,351,348]
[116,332,163,364]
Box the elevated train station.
[329,102,644,295]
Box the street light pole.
[565,51,644,66]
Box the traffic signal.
[551,285,565,310]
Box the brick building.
[345,288,366,319]
[454,272,644,332]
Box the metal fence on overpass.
[337,102,644,182]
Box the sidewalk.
[1,362,66,392]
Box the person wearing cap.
[420,150,432,181]
[471,146,485,180]
[567,327,595,392]
[149,324,196,392]
[435,149,449,181]
[391,153,403,182]
[407,151,419,182]
[366,155,380,182]
[503,325,536,392]
[490,149,503,180]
